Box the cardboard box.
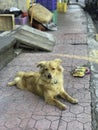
[0,14,14,31]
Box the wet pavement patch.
[63,33,87,44]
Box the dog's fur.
[8,59,78,110]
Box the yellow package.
[57,2,67,13]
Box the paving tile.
[0,117,6,127]
[17,118,29,129]
[74,45,88,56]
[0,127,8,130]
[67,120,83,130]
[5,117,21,129]
[9,127,23,130]
[25,118,36,129]
[84,104,91,114]
[35,118,51,130]
[84,122,92,130]
[64,33,87,44]
[58,120,67,130]
[77,113,91,123]
[31,115,60,130]
[70,104,84,114]
[74,90,91,103]
[61,112,76,122]
[50,119,59,130]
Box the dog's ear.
[37,61,46,68]
[54,59,64,72]
[54,59,62,64]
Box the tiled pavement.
[0,5,92,130]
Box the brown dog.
[8,59,78,110]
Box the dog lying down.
[8,59,78,110]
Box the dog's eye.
[52,68,55,70]
[45,68,48,71]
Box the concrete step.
[14,25,55,52]
[0,36,16,70]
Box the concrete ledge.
[0,25,56,69]
[14,25,55,52]
[0,36,16,70]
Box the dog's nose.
[48,74,52,79]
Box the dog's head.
[37,59,64,83]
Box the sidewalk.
[0,5,92,130]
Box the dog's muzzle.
[47,73,52,79]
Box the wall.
[0,0,27,11]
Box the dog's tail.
[16,72,25,77]
[8,77,20,86]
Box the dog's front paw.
[72,99,78,104]
[59,104,67,110]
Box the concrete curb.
[86,11,98,130]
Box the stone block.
[0,36,16,70]
[14,25,55,52]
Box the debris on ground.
[72,66,90,78]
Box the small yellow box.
[57,2,67,13]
